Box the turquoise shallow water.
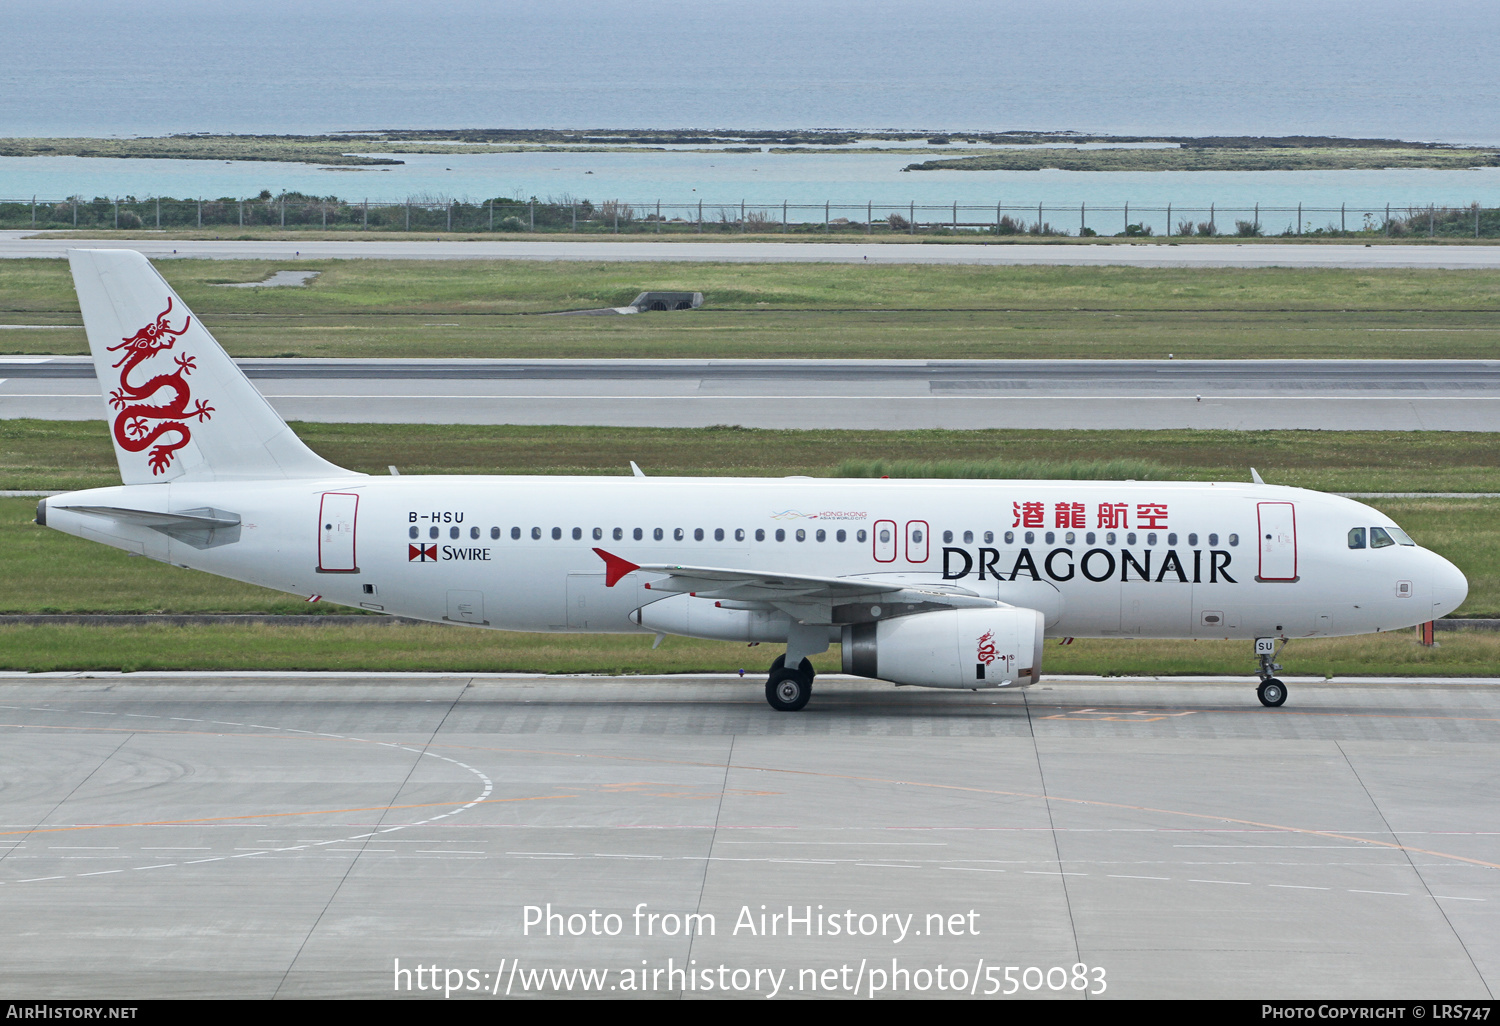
[3,150,1496,237]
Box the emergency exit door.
[1257,502,1297,581]
[317,492,359,572]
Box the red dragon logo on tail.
[106,298,213,475]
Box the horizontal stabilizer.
[53,504,242,549]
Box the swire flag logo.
[409,544,438,562]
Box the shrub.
[886,213,909,230]
[993,214,1027,235]
[1235,219,1262,237]
[116,210,142,229]
[1176,220,1195,236]
[1120,223,1153,237]
[1197,221,1217,237]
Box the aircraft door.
[873,520,897,562]
[1257,502,1298,581]
[317,492,359,572]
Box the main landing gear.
[1255,637,1288,707]
[766,653,815,712]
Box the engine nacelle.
[841,607,1045,689]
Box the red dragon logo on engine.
[105,298,213,475]
[976,630,997,666]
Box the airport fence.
[3,193,1499,239]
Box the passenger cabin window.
[593,528,603,540]
[796,529,806,542]
[491,527,500,540]
[471,526,480,539]
[673,528,684,541]
[963,530,974,544]
[572,527,582,540]
[943,530,953,544]
[856,529,867,543]
[512,527,521,540]
[409,526,419,539]
[1348,527,1367,549]
[836,529,846,542]
[552,527,562,540]
[531,527,541,540]
[756,529,766,541]
[1370,527,1396,549]
[714,528,724,541]
[776,529,786,542]
[451,526,460,539]
[653,528,664,541]
[816,529,826,542]
[735,529,745,541]
[430,526,440,539]
[1004,531,1014,544]
[633,528,643,541]
[1228,534,1239,546]
[613,528,623,540]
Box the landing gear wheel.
[765,656,815,712]
[1257,678,1287,707]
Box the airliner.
[35,250,1468,711]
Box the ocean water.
[3,0,1497,141]
[2,0,1497,211]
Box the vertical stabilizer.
[68,249,351,483]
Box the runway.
[1,674,1496,999]
[6,356,1500,430]
[5,233,1500,268]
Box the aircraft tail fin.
[68,249,351,484]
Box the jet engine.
[841,607,1045,689]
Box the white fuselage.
[45,475,1467,642]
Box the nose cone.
[1430,551,1468,619]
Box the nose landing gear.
[765,653,815,712]
[1255,637,1288,707]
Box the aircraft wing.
[593,547,999,623]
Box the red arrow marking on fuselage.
[593,547,641,587]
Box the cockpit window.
[1370,527,1395,549]
[1348,527,1366,549]
[1387,526,1416,546]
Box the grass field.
[7,421,1500,494]
[3,253,1495,674]
[0,623,1489,677]
[2,422,1496,681]
[2,258,1499,360]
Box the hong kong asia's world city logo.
[106,298,213,475]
